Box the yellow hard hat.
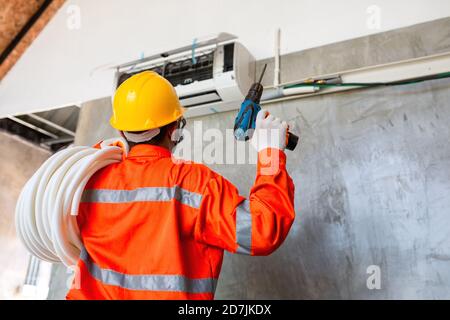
[111,71,184,131]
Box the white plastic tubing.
[15,139,127,267]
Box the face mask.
[171,118,186,146]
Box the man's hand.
[251,110,288,152]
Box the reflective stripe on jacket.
[66,144,295,300]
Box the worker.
[66,71,296,300]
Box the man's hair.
[124,121,176,148]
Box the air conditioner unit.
[114,33,256,118]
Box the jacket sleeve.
[194,148,295,256]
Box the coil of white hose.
[15,139,127,267]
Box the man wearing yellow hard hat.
[67,71,296,300]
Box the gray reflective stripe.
[80,248,217,293]
[236,200,252,255]
[81,186,203,209]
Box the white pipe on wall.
[274,28,281,88]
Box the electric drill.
[233,64,299,151]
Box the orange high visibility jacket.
[66,144,295,300]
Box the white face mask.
[171,118,186,146]
[171,128,184,145]
[123,128,161,143]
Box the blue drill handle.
[233,99,261,141]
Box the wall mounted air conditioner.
[114,33,256,118]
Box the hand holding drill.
[233,64,299,151]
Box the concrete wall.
[215,79,450,299]
[2,0,450,117]
[48,18,450,299]
[0,132,50,299]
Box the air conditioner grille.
[117,52,214,88]
[165,52,214,87]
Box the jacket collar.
[127,144,172,159]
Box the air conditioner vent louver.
[179,90,221,107]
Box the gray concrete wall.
[48,17,450,299]
[74,98,119,146]
[0,132,50,299]
[215,78,450,299]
